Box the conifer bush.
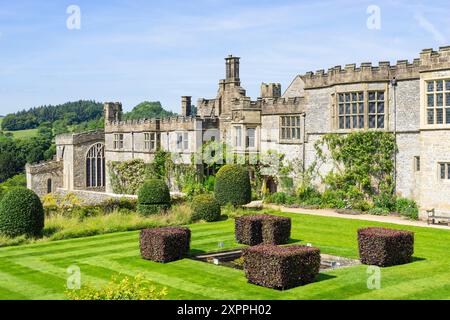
[191,194,221,222]
[214,165,251,206]
[0,188,44,238]
[137,179,171,215]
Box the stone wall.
[26,160,64,197]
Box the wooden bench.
[427,209,450,226]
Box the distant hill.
[1,100,103,131]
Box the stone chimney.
[104,102,123,122]
[225,55,240,84]
[181,96,192,117]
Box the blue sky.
[1,0,450,114]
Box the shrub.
[66,274,168,300]
[395,198,419,220]
[297,185,322,203]
[140,227,191,263]
[373,192,396,212]
[235,215,291,246]
[100,198,137,213]
[265,192,287,205]
[191,194,221,222]
[235,215,263,246]
[137,179,171,215]
[358,227,414,267]
[321,189,346,209]
[261,216,291,245]
[214,165,251,206]
[0,188,44,238]
[243,245,321,290]
[368,207,390,216]
[351,200,373,212]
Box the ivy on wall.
[314,131,397,204]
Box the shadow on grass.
[411,256,426,263]
[315,273,337,283]
[287,238,302,244]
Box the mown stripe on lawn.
[0,235,139,260]
[0,233,138,259]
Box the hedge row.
[235,215,291,246]
[358,227,414,267]
[140,227,191,263]
[243,245,321,290]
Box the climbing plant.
[314,131,396,206]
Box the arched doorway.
[86,143,105,188]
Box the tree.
[124,101,176,120]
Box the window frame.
[438,162,450,180]
[425,79,450,126]
[113,133,124,150]
[234,126,242,148]
[246,127,256,148]
[279,115,302,144]
[335,90,386,131]
[144,132,157,151]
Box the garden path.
[262,203,450,230]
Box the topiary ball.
[214,165,251,206]
[137,179,171,215]
[191,194,221,222]
[0,188,44,238]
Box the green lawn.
[0,212,449,300]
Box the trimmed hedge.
[358,227,414,267]
[0,188,44,238]
[137,179,171,215]
[214,165,251,206]
[243,245,321,290]
[191,194,221,222]
[262,216,291,245]
[140,227,191,263]
[235,215,291,246]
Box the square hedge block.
[140,227,191,263]
[235,215,291,246]
[243,245,321,290]
[358,227,414,267]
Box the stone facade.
[27,47,450,219]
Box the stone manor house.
[27,47,450,219]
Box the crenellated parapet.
[26,159,63,175]
[301,59,420,89]
[260,96,305,115]
[420,46,450,72]
[160,116,198,131]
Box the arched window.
[86,143,105,188]
[47,179,52,194]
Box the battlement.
[302,59,420,89]
[261,83,282,98]
[26,159,63,175]
[420,46,450,72]
[260,97,305,115]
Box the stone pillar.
[104,102,123,122]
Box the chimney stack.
[181,96,192,117]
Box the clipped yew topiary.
[243,245,321,290]
[137,179,171,215]
[0,188,44,238]
[235,215,291,246]
[191,194,221,222]
[140,227,191,263]
[214,164,251,206]
[358,227,414,267]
